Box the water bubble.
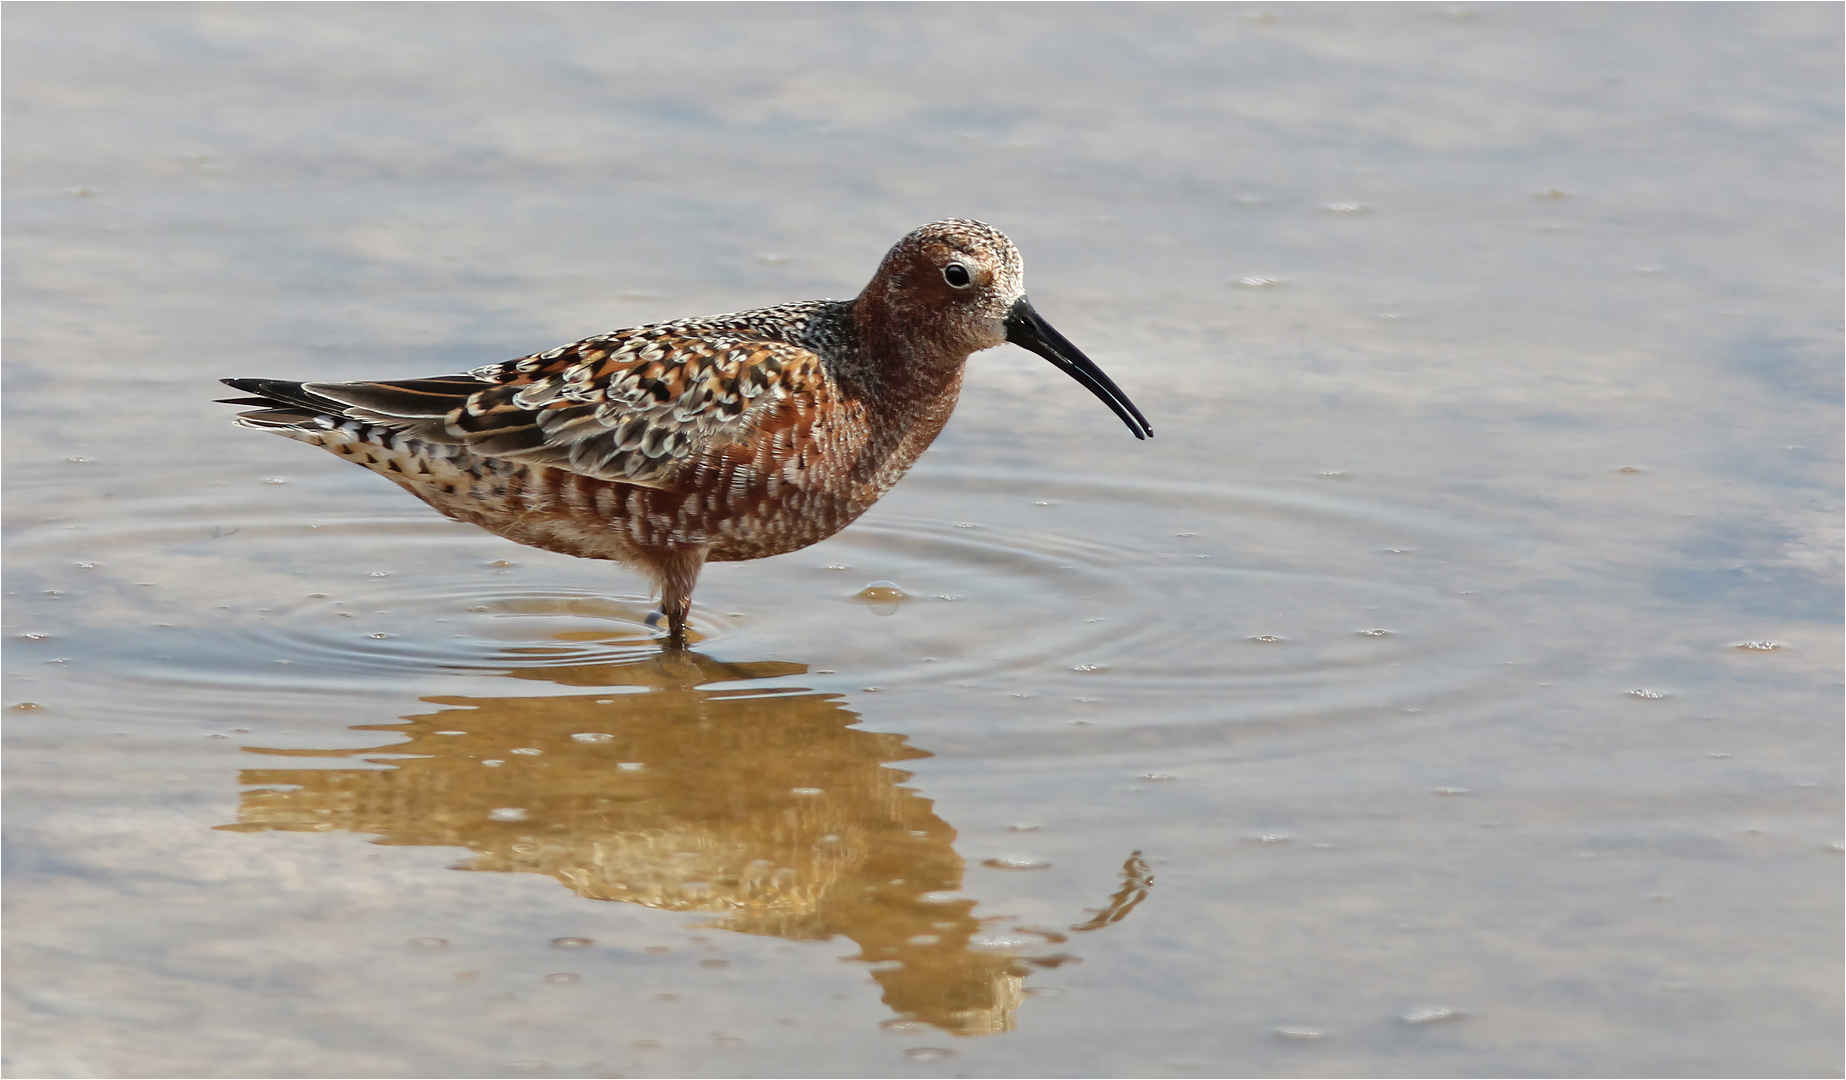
[511,748,542,756]
[1322,202,1370,214]
[488,807,527,822]
[1274,1028,1330,1040]
[12,702,43,711]
[881,1019,930,1034]
[982,856,1050,870]
[434,730,466,736]
[1401,1006,1461,1024]
[571,732,614,743]
[918,890,966,904]
[551,937,594,949]
[262,477,289,485]
[1249,634,1284,643]
[857,580,907,616]
[1140,773,1177,782]
[1734,641,1780,651]
[367,632,391,640]
[481,759,504,767]
[1356,628,1393,637]
[1434,787,1472,796]
[1235,276,1279,288]
[1627,689,1668,699]
[792,787,824,796]
[904,1048,955,1062]
[1616,465,1643,473]
[968,932,1035,950]
[1072,663,1106,673]
[617,762,646,771]
[1010,823,1041,832]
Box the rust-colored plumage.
[222,219,1150,647]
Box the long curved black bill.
[1005,297,1153,440]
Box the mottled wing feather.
[299,327,827,487]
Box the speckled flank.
[221,219,1150,647]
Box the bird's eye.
[942,262,973,289]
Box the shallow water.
[5,4,1841,1077]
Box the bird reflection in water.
[218,645,1150,1036]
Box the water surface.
[5,4,1840,1077]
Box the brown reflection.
[217,648,1141,1036]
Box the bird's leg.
[647,545,709,651]
[661,590,692,650]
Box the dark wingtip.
[216,378,338,414]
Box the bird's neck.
[835,293,972,410]
[807,297,969,486]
